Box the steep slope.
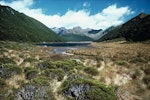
[98,13,150,41]
[0,5,62,42]
[61,34,94,41]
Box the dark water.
[37,42,92,54]
[37,42,91,47]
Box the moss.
[24,67,39,80]
[44,69,65,81]
[0,64,22,79]
[83,66,99,76]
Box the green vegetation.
[44,69,65,81]
[54,60,77,72]
[0,57,16,64]
[37,61,56,70]
[0,63,22,79]
[115,60,128,66]
[60,73,117,100]
[0,5,63,42]
[31,76,50,86]
[83,66,99,76]
[61,34,94,41]
[98,13,150,41]
[24,67,39,80]
[0,78,6,88]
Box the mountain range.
[51,26,115,41]
[0,5,62,42]
[0,4,149,42]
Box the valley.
[0,40,150,100]
[0,1,150,100]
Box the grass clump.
[0,64,22,79]
[24,67,39,80]
[83,66,99,76]
[44,69,65,81]
[115,60,128,66]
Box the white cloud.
[0,0,134,29]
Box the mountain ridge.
[98,12,150,41]
[0,5,62,42]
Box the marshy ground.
[0,40,150,100]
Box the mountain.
[51,26,103,41]
[0,5,62,42]
[98,13,150,41]
[61,34,94,41]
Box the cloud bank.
[0,0,134,29]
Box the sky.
[0,0,150,29]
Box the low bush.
[44,69,65,81]
[54,60,77,72]
[24,67,38,80]
[0,78,6,88]
[0,64,22,79]
[83,66,99,76]
[36,61,56,70]
[60,74,117,100]
[31,76,50,86]
[0,57,16,64]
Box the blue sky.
[0,0,150,29]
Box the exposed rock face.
[16,85,55,100]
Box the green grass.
[83,66,99,76]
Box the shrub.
[54,60,77,72]
[36,61,56,70]
[0,64,22,79]
[16,84,56,100]
[31,76,50,86]
[24,57,37,63]
[44,69,65,81]
[83,67,99,76]
[24,67,38,80]
[0,78,6,88]
[60,74,117,100]
[0,57,16,64]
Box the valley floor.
[0,41,150,100]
